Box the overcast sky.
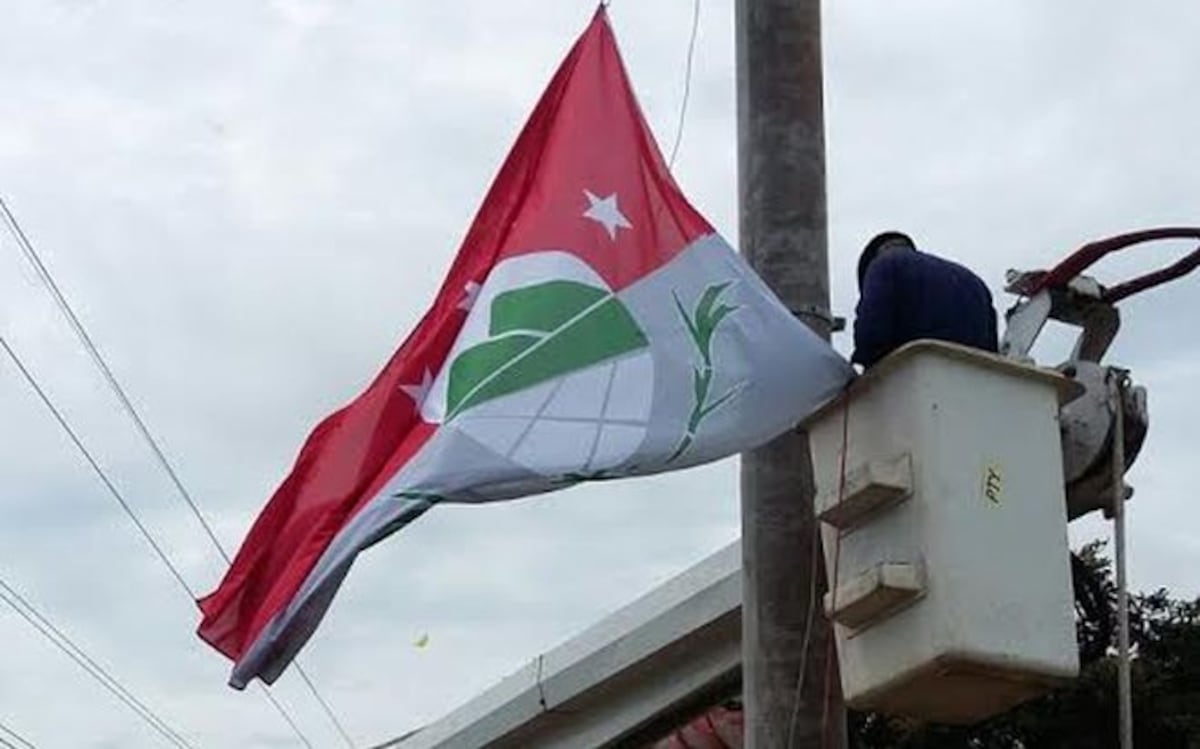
[1,0,1197,746]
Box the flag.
[197,6,853,688]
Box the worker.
[852,231,998,368]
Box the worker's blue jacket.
[852,249,998,368]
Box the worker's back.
[852,248,998,368]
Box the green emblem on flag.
[669,281,743,462]
[446,280,648,420]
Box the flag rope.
[785,386,852,747]
[820,399,851,746]
[668,0,702,169]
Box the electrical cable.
[258,685,314,749]
[294,666,355,748]
[0,575,190,748]
[0,198,229,565]
[0,331,322,747]
[784,461,826,747]
[0,336,198,599]
[1,197,353,747]
[0,717,35,749]
[819,402,850,747]
[780,391,850,748]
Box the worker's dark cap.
[857,231,915,289]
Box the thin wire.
[668,0,702,169]
[0,576,190,748]
[787,396,854,744]
[0,336,324,749]
[0,718,35,749]
[0,198,230,564]
[786,395,851,747]
[0,198,352,747]
[820,404,851,747]
[294,666,355,748]
[0,577,189,748]
[0,732,15,749]
[784,457,826,746]
[258,685,313,749]
[0,336,198,599]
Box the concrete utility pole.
[735,1,845,747]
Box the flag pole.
[735,1,845,746]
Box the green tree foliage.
[850,542,1200,748]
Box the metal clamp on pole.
[791,304,846,333]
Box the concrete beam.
[378,543,742,749]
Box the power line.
[295,666,355,748]
[0,335,321,748]
[0,336,198,599]
[0,197,228,561]
[1,198,353,747]
[0,575,189,748]
[0,717,36,749]
[668,0,702,169]
[258,686,313,749]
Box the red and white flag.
[197,7,852,688]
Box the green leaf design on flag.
[446,280,648,420]
[668,281,743,463]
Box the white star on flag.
[399,368,434,407]
[582,189,632,240]
[457,280,482,312]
